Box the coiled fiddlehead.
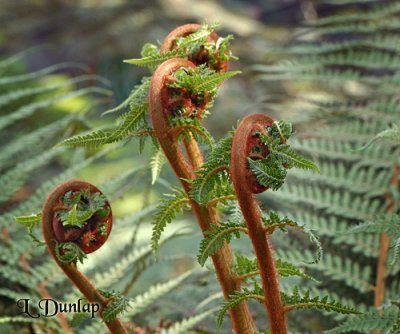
[160,23,229,73]
[149,59,256,334]
[231,114,288,334]
[41,180,128,334]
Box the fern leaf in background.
[0,50,214,333]
[256,1,400,332]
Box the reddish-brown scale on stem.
[149,59,256,334]
[231,114,288,334]
[160,23,229,73]
[42,180,128,334]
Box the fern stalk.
[149,58,256,334]
[41,181,128,334]
[373,164,399,334]
[231,114,287,334]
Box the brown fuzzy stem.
[42,180,128,334]
[231,114,287,334]
[149,59,256,334]
[373,164,399,334]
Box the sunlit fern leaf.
[150,147,165,185]
[56,128,114,147]
[151,187,191,255]
[325,305,400,334]
[0,74,107,109]
[14,213,41,228]
[160,307,219,334]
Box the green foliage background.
[1,1,399,333]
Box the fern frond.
[99,290,130,322]
[277,249,374,293]
[282,211,380,258]
[0,146,117,229]
[0,62,87,85]
[309,17,400,35]
[151,187,191,255]
[0,147,64,203]
[197,221,247,266]
[101,76,151,116]
[56,128,114,147]
[170,116,215,149]
[325,305,400,334]
[175,22,219,50]
[216,286,264,334]
[354,124,400,151]
[15,213,42,227]
[0,86,111,132]
[388,235,400,266]
[0,74,106,109]
[190,134,233,204]
[93,244,153,288]
[262,211,322,263]
[160,307,219,334]
[282,286,362,315]
[123,270,193,318]
[124,49,190,68]
[264,183,384,220]
[350,213,400,236]
[258,131,319,172]
[308,2,400,26]
[248,158,286,191]
[0,115,79,170]
[150,148,165,185]
[276,259,318,282]
[287,161,390,198]
[234,254,317,282]
[169,64,240,95]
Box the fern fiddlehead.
[41,180,128,334]
[231,114,288,334]
[149,57,256,334]
[159,23,229,73]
